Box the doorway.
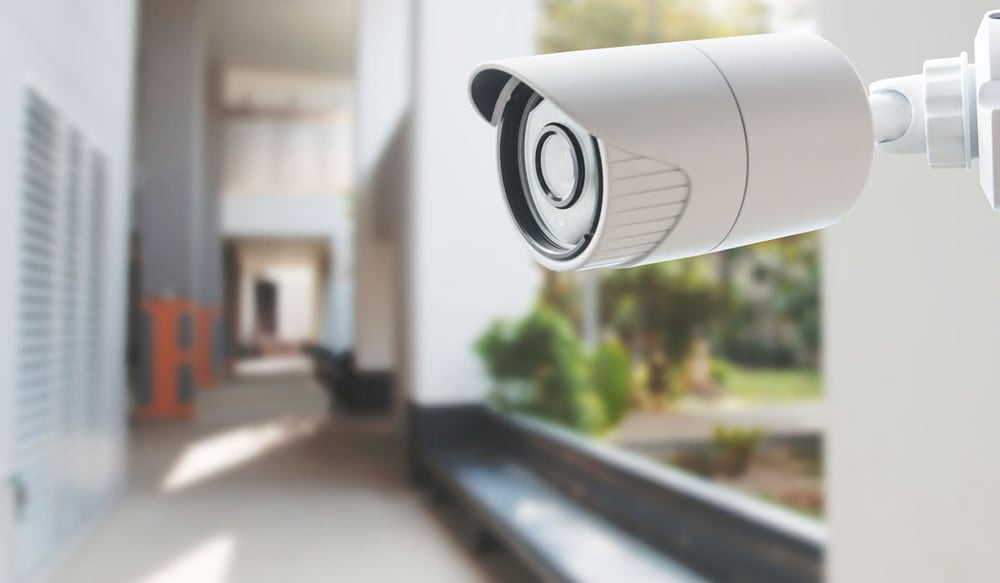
[253,278,279,342]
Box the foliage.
[475,304,584,381]
[539,271,583,332]
[539,0,770,53]
[475,305,588,428]
[709,358,731,386]
[476,305,631,434]
[571,390,609,435]
[721,366,822,402]
[672,424,764,478]
[713,425,764,476]
[720,234,822,368]
[600,258,721,362]
[591,339,631,426]
[775,260,821,357]
[723,338,797,368]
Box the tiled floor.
[51,362,528,583]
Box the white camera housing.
[470,33,874,271]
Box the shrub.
[532,351,592,430]
[709,358,732,386]
[713,425,764,476]
[476,305,639,434]
[476,305,603,432]
[572,390,609,435]
[591,339,631,426]
[475,306,583,381]
[672,425,765,478]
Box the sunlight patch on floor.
[161,418,320,493]
[137,534,236,583]
[233,356,312,377]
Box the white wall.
[353,0,411,372]
[222,113,353,196]
[0,24,15,579]
[406,0,540,404]
[222,194,351,238]
[821,2,1000,581]
[0,0,137,580]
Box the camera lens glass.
[522,98,601,251]
[496,86,603,261]
[535,125,583,208]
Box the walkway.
[51,361,530,583]
[611,401,825,447]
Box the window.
[475,0,824,520]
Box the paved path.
[610,400,826,448]
[52,362,530,583]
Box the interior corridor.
[49,361,527,583]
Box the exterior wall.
[820,2,1000,581]
[406,0,540,405]
[0,0,138,579]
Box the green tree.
[600,258,720,363]
[719,233,821,368]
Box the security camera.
[469,12,1000,272]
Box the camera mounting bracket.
[871,11,1000,209]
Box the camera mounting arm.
[870,11,1000,209]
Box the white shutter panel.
[13,91,61,577]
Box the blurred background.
[1,1,999,582]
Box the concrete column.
[194,74,225,384]
[327,228,355,352]
[200,71,225,311]
[404,0,540,405]
[136,0,207,301]
[134,0,221,408]
[821,1,1000,581]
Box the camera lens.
[496,85,603,261]
[535,124,583,208]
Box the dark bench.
[302,346,393,414]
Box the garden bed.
[637,437,824,518]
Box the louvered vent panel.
[57,129,86,538]
[14,91,61,577]
[13,86,123,581]
[84,151,110,515]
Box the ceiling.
[206,0,356,76]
